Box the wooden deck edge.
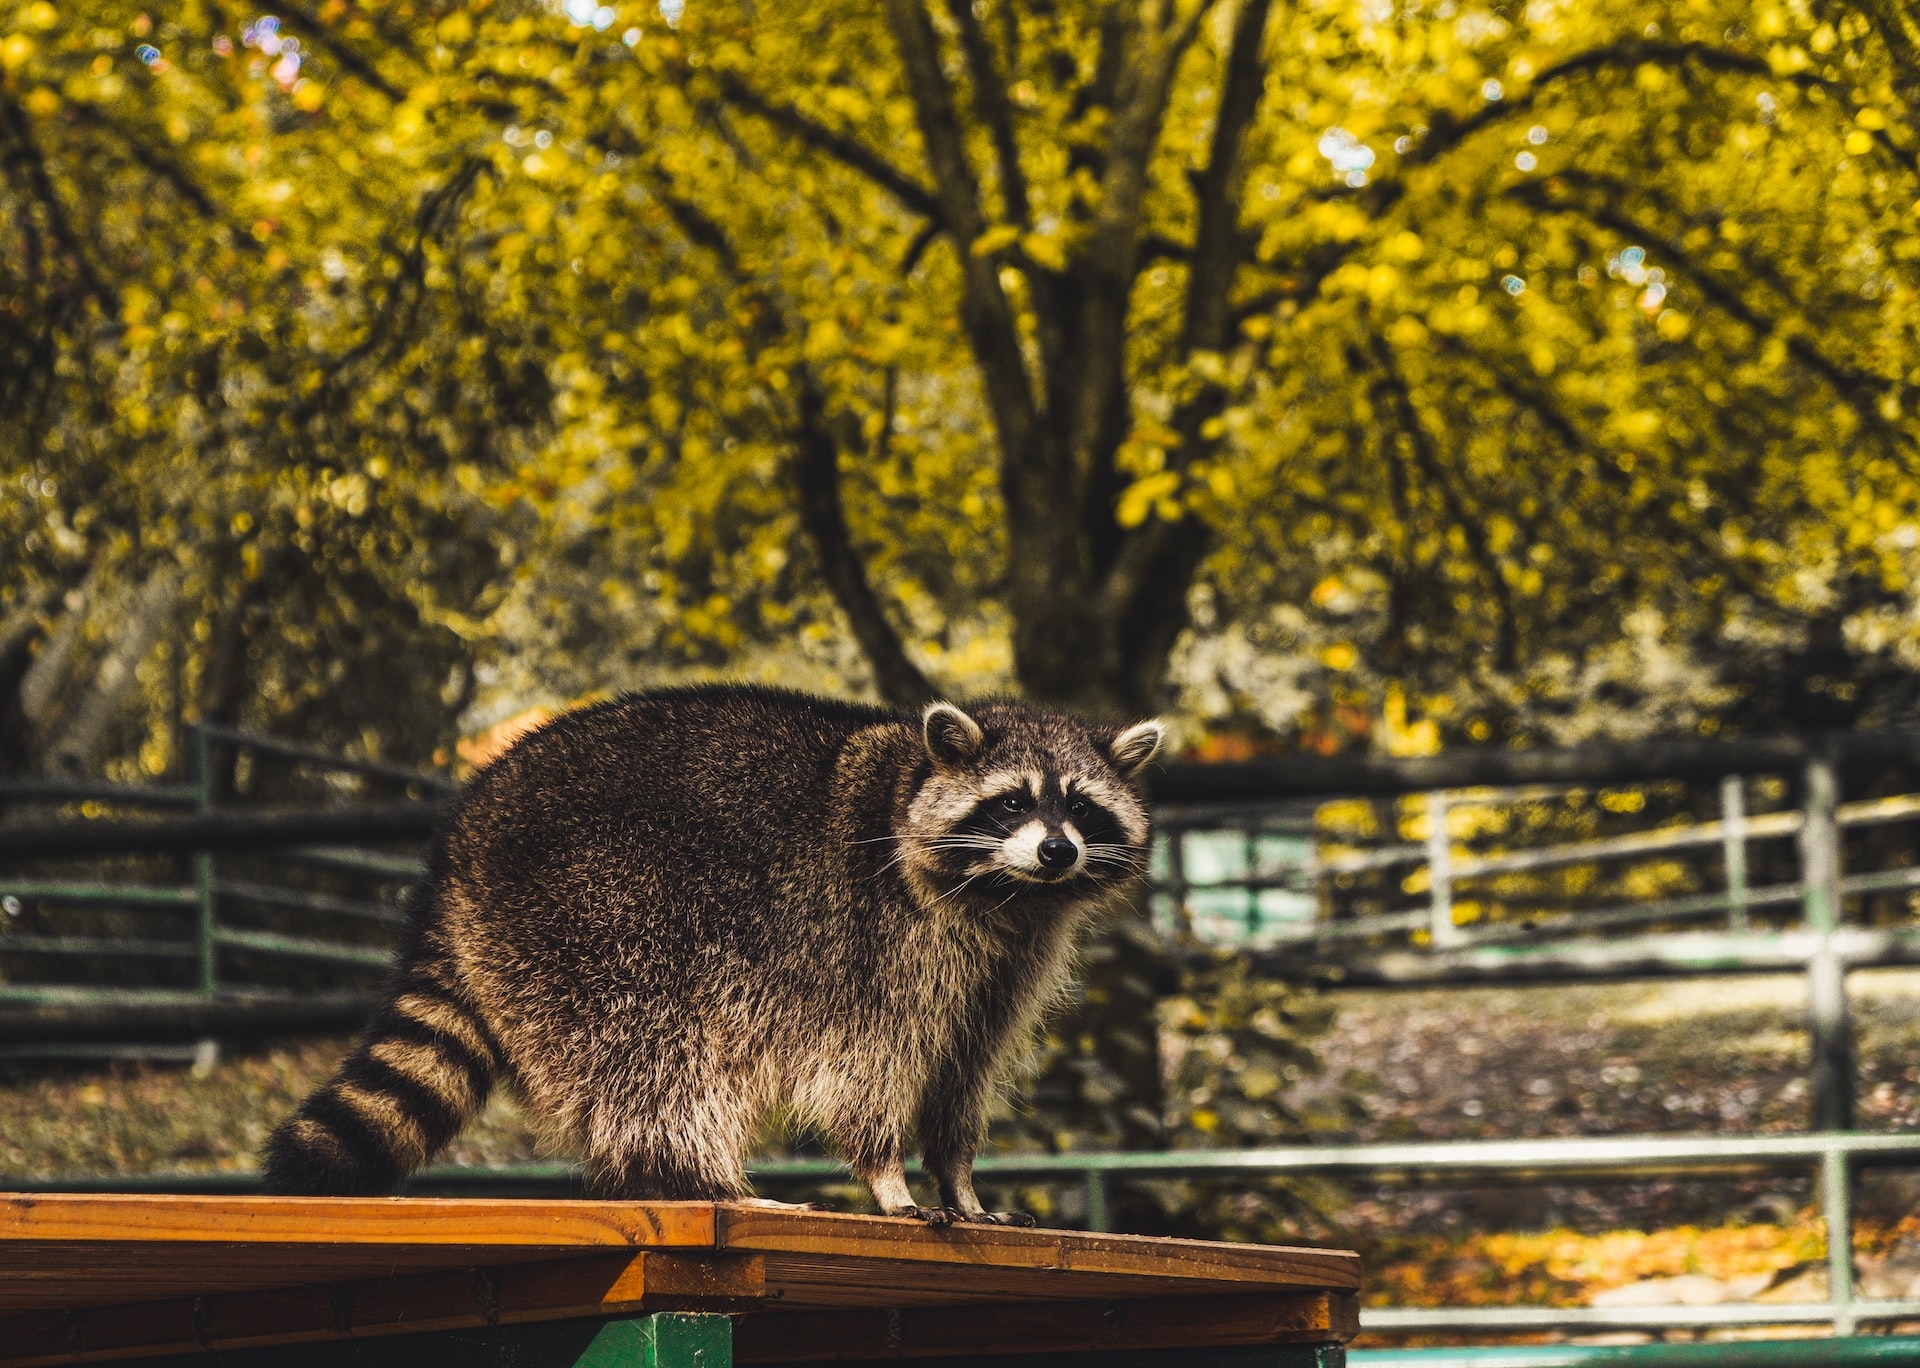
[0,1195,720,1251]
[732,1290,1361,1360]
[0,1253,766,1366]
[713,1207,1361,1289]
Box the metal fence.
[1154,748,1920,1131]
[0,725,444,1048]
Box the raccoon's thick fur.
[262,684,1162,1222]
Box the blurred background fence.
[9,728,1920,1336]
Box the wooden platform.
[0,1195,1359,1365]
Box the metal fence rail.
[1156,749,1920,1131]
[0,725,441,1030]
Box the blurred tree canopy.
[7,0,1920,771]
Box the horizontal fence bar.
[1449,812,1802,880]
[0,934,195,958]
[0,779,199,808]
[1454,884,1805,947]
[20,1130,1920,1195]
[282,845,428,879]
[210,926,394,969]
[197,725,458,793]
[0,881,197,905]
[214,878,405,924]
[0,989,376,1040]
[1360,1302,1920,1332]
[0,803,440,859]
[1840,867,1920,897]
[22,1129,1920,1191]
[1286,927,1920,987]
[1149,731,1920,802]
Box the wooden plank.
[732,1291,1361,1360]
[0,1195,717,1252]
[716,1209,1359,1290]
[756,1254,1335,1307]
[0,1254,766,1366]
[0,1244,608,1311]
[0,1194,1361,1354]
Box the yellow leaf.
[1116,471,1180,528]
[1019,231,1066,270]
[1388,315,1429,347]
[970,224,1020,258]
[1656,310,1690,341]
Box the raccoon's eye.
[1068,797,1090,819]
[999,794,1030,813]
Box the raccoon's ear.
[1106,719,1165,778]
[923,701,985,767]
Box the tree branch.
[1404,40,1836,174]
[1365,328,1518,670]
[0,92,117,315]
[62,101,222,220]
[281,3,410,103]
[882,0,1045,486]
[943,0,1028,227]
[1180,0,1272,356]
[1505,178,1911,457]
[716,71,944,224]
[793,371,938,708]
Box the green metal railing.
[0,724,444,1019]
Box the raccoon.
[262,684,1163,1223]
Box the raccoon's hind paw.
[958,1209,1037,1227]
[885,1204,960,1227]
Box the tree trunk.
[44,567,179,776]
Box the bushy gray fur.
[262,684,1162,1223]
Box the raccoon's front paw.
[885,1204,960,1227]
[958,1209,1037,1227]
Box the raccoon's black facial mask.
[905,702,1162,897]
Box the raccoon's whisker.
[927,868,993,908]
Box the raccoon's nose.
[1037,837,1079,871]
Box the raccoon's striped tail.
[261,957,502,1195]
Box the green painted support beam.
[576,1313,732,1368]
[1350,1337,1920,1367]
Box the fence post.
[1425,791,1458,947]
[1720,773,1749,932]
[1821,1141,1857,1336]
[1799,754,1854,1131]
[189,724,217,998]
[1083,1167,1111,1234]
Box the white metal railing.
[1153,755,1920,1130]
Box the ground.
[3,970,1917,1338]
